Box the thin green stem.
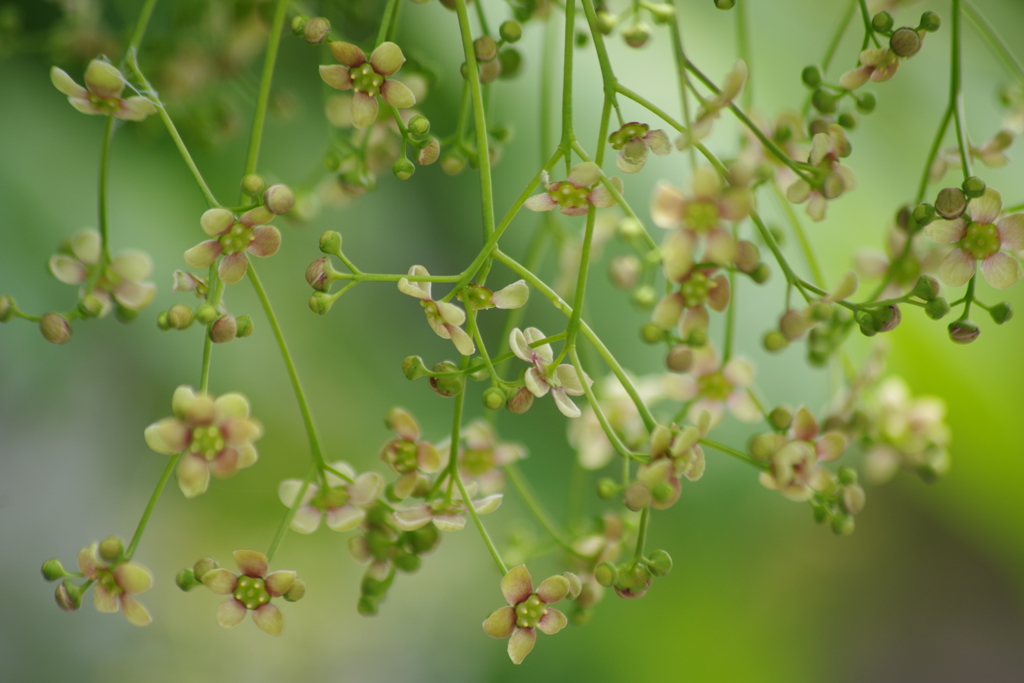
[267,464,318,563]
[124,454,180,560]
[723,226,738,363]
[699,438,767,469]
[127,0,160,53]
[666,0,696,169]
[454,468,507,574]
[773,182,826,288]
[560,0,577,159]
[580,0,621,118]
[97,116,115,266]
[857,0,880,50]
[963,0,1024,83]
[824,0,856,73]
[633,507,649,560]
[570,348,634,460]
[505,462,584,557]
[951,0,972,181]
[735,0,752,110]
[376,0,400,47]
[242,0,289,180]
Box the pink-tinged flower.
[76,543,153,626]
[855,220,949,299]
[524,162,622,217]
[144,386,263,498]
[392,481,502,532]
[625,414,710,511]
[50,60,156,121]
[924,187,1024,289]
[460,280,530,311]
[650,266,730,334]
[687,61,747,142]
[278,462,384,534]
[183,207,281,285]
[662,346,759,426]
[651,167,750,276]
[379,408,444,498]
[48,229,156,315]
[785,125,856,222]
[482,565,576,664]
[753,407,847,501]
[398,265,475,355]
[929,131,1014,181]
[457,420,527,495]
[608,122,671,174]
[510,327,591,418]
[201,550,299,636]
[570,374,663,470]
[839,47,901,90]
[319,41,416,129]
[864,377,950,483]
[171,269,209,298]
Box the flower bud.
[842,484,866,515]
[55,581,82,612]
[911,275,940,300]
[809,302,832,321]
[919,11,941,32]
[303,16,331,44]
[769,406,793,430]
[962,175,986,199]
[264,183,295,215]
[193,557,219,581]
[507,386,534,414]
[780,309,813,340]
[856,92,877,114]
[812,89,838,114]
[41,559,67,581]
[416,138,440,166]
[618,216,644,239]
[990,302,1013,325]
[429,361,464,398]
[647,549,672,577]
[597,478,618,500]
[390,157,414,181]
[176,568,201,591]
[801,65,822,88]
[85,59,124,99]
[157,312,170,330]
[242,173,266,196]
[306,257,331,291]
[115,303,139,323]
[666,344,693,372]
[474,35,498,62]
[98,536,124,562]
[0,295,12,322]
[309,291,333,315]
[925,297,950,320]
[763,330,788,352]
[319,230,342,255]
[912,202,936,227]
[291,15,308,35]
[195,303,218,325]
[407,115,431,138]
[640,323,663,344]
[715,0,736,8]
[837,112,857,130]
[876,304,901,332]
[167,304,194,330]
[77,293,104,318]
[597,11,618,33]
[871,11,893,33]
[478,57,502,83]
[357,595,379,616]
[890,27,922,58]
[632,285,657,309]
[440,151,466,175]
[750,263,771,284]
[735,240,760,273]
[622,23,651,49]
[235,315,254,338]
[500,20,523,43]
[284,578,307,601]
[831,514,855,536]
[209,315,237,343]
[595,561,617,587]
[40,313,71,344]
[402,356,431,381]
[483,387,506,410]
[822,171,846,199]
[948,319,980,344]
[497,48,521,79]
[609,254,641,289]
[646,4,675,23]
[935,187,966,220]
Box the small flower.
[753,407,847,501]
[625,414,710,511]
[48,229,156,315]
[509,327,591,418]
[379,408,444,498]
[457,420,527,494]
[650,266,731,334]
[785,125,856,221]
[201,550,298,636]
[608,122,671,173]
[482,565,573,664]
[392,481,503,532]
[183,207,282,285]
[524,162,622,216]
[76,543,153,626]
[925,187,1024,289]
[864,377,950,483]
[398,265,475,355]
[171,269,209,298]
[319,41,416,129]
[687,61,747,142]
[460,280,530,311]
[278,462,384,534]
[930,131,1015,181]
[662,346,759,426]
[839,47,901,90]
[144,386,263,498]
[570,374,663,470]
[50,60,156,121]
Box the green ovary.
[697,371,731,401]
[314,485,349,510]
[960,222,1000,260]
[218,222,253,254]
[461,448,495,475]
[553,181,590,209]
[390,439,419,473]
[610,123,648,149]
[190,424,225,460]
[515,594,548,629]
[684,201,720,232]
[352,63,384,96]
[680,273,710,307]
[233,575,270,610]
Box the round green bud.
[890,27,922,58]
[497,48,522,79]
[284,578,307,602]
[41,559,67,581]
[429,361,464,398]
[911,275,941,300]
[618,216,644,239]
[962,175,987,199]
[838,466,858,486]
[595,561,618,587]
[290,15,308,36]
[651,481,675,503]
[769,406,793,430]
[807,349,829,367]
[303,16,331,44]
[319,230,342,255]
[859,321,878,337]
[167,304,194,330]
[990,302,1013,325]
[474,35,498,62]
[831,514,855,536]
[55,581,83,612]
[176,568,200,591]
[241,173,266,196]
[39,313,71,344]
[357,595,379,617]
[0,295,13,322]
[763,330,788,352]
[264,183,295,215]
[948,318,980,344]
[919,11,941,33]
[715,0,736,8]
[490,122,514,143]
[402,355,431,381]
[622,23,652,49]
[209,315,237,344]
[935,187,966,220]
[235,315,254,338]
[408,523,441,555]
[647,3,675,24]
[801,65,822,88]
[77,293,104,318]
[195,304,218,325]
[597,11,618,34]
[876,304,902,333]
[666,344,693,372]
[393,549,422,573]
[632,285,657,309]
[500,20,523,43]
[871,11,894,33]
[686,327,708,347]
[924,297,950,320]
[810,302,833,321]
[309,291,333,315]
[483,387,506,410]
[392,157,415,181]
[440,151,467,175]
[911,202,936,226]
[750,262,771,284]
[323,151,342,172]
[98,536,124,562]
[407,115,430,138]
[647,549,673,577]
[812,89,838,114]
[837,112,857,130]
[640,323,663,345]
[506,386,534,414]
[597,478,618,500]
[856,92,877,114]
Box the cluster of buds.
[624,415,709,511]
[838,11,940,90]
[785,124,855,221]
[157,298,254,344]
[594,548,673,600]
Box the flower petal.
[492,280,529,309]
[555,364,587,395]
[816,432,847,462]
[393,505,433,531]
[509,328,534,362]
[120,597,152,626]
[240,206,273,227]
[998,214,1024,250]
[501,565,534,606]
[93,585,119,613]
[253,603,284,635]
[112,251,153,281]
[202,568,239,595]
[177,454,210,498]
[417,441,443,473]
[925,218,967,244]
[705,228,737,265]
[552,388,582,418]
[524,193,558,212]
[644,129,671,156]
[349,471,384,505]
[980,251,1023,289]
[472,493,503,515]
[381,79,416,108]
[114,562,153,595]
[249,225,281,257]
[524,368,550,398]
[70,230,101,264]
[216,598,247,628]
[113,279,156,310]
[537,607,568,635]
[483,605,516,638]
[651,181,686,229]
[792,406,819,441]
[144,418,189,455]
[50,67,88,99]
[432,514,467,531]
[351,91,379,129]
[370,41,405,76]
[218,252,249,285]
[536,575,569,604]
[968,187,1002,224]
[387,407,420,440]
[117,97,157,121]
[661,230,695,281]
[319,64,353,90]
[726,391,761,423]
[234,550,269,578]
[937,248,976,287]
[277,478,313,511]
[326,505,365,531]
[264,570,296,597]
[328,41,367,68]
[290,505,323,534]
[723,358,754,387]
[48,255,87,284]
[200,208,234,237]
[588,180,620,208]
[183,240,222,269]
[507,627,537,665]
[567,162,601,188]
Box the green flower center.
[553,181,590,209]
[218,222,254,255]
[96,568,122,596]
[680,272,710,307]
[89,94,122,116]
[461,448,495,475]
[390,439,419,473]
[233,575,270,610]
[515,594,548,629]
[959,221,1000,260]
[190,424,225,460]
[609,123,649,149]
[312,485,350,510]
[697,371,732,401]
[684,201,720,232]
[352,63,384,96]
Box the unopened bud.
[157,312,170,330]
[84,59,124,99]
[209,315,237,343]
[948,319,980,344]
[429,361,464,398]
[402,355,431,380]
[912,202,935,226]
[264,184,295,215]
[303,17,331,44]
[497,48,521,79]
[176,568,200,591]
[876,304,901,332]
[632,285,657,309]
[769,406,793,430]
[750,263,771,284]
[41,559,67,581]
[646,4,675,23]
[962,175,986,199]
[284,578,307,602]
[480,58,502,83]
[919,11,941,32]
[309,291,333,315]
[306,257,331,291]
[319,230,342,255]
[241,174,266,196]
[440,151,466,175]
[801,65,822,88]
[193,557,218,581]
[291,15,308,35]
[597,478,618,500]
[641,323,663,344]
[715,0,736,8]
[647,549,672,577]
[595,561,617,587]
[40,313,71,344]
[666,344,693,372]
[911,275,940,300]
[871,11,894,33]
[925,297,950,320]
[780,309,812,340]
[597,11,618,34]
[763,330,788,352]
[856,92,877,114]
[735,240,760,272]
[890,27,922,58]
[831,514,855,536]
[195,303,218,325]
[837,112,857,130]
[167,304,194,330]
[235,315,253,338]
[935,187,966,219]
[77,293,104,318]
[98,536,124,562]
[500,20,523,43]
[55,581,82,612]
[812,89,838,114]
[507,387,534,414]
[407,115,430,138]
[482,387,505,410]
[622,23,652,49]
[474,35,497,62]
[357,595,379,617]
[842,484,866,514]
[990,302,1013,325]
[416,138,440,166]
[0,295,12,322]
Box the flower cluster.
[48,229,156,317]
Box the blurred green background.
[2,0,1024,681]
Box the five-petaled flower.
[398,265,475,355]
[662,346,759,426]
[609,122,671,174]
[379,408,444,498]
[482,565,577,664]
[183,207,282,285]
[754,406,847,501]
[924,187,1024,289]
[77,543,153,626]
[510,327,591,418]
[50,59,156,121]
[144,386,263,498]
[392,481,503,532]
[278,462,384,534]
[201,550,299,636]
[319,41,416,129]
[625,414,709,511]
[457,420,527,495]
[785,125,856,222]
[48,229,156,315]
[524,162,622,216]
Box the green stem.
[773,182,826,288]
[963,0,1024,83]
[127,0,160,53]
[376,0,400,47]
[722,225,738,363]
[266,463,318,563]
[857,0,879,50]
[633,507,649,560]
[735,0,752,110]
[559,0,577,159]
[958,273,976,319]
[242,0,289,180]
[123,454,180,560]
[454,468,507,574]
[666,0,696,169]
[505,462,584,557]
[97,116,115,266]
[569,348,635,459]
[822,0,857,74]
[580,0,621,118]
[699,438,766,469]
[950,0,972,181]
